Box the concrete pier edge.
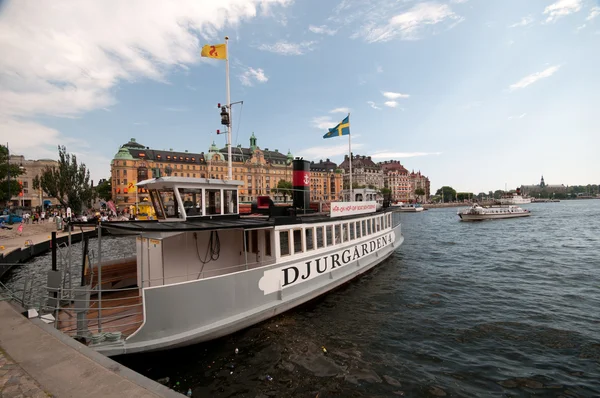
[0,301,183,397]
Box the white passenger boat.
[458,204,530,221]
[398,204,424,212]
[54,159,404,356]
[499,188,532,205]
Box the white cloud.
[382,91,410,99]
[509,16,534,28]
[370,151,442,159]
[257,40,316,55]
[239,67,268,86]
[508,113,527,120]
[164,106,188,112]
[576,24,587,31]
[298,142,364,160]
[367,101,381,110]
[376,66,384,73]
[450,0,468,3]
[0,0,292,182]
[308,25,337,35]
[311,116,338,130]
[384,101,398,108]
[354,2,462,43]
[330,107,350,114]
[586,6,600,21]
[509,65,561,91]
[543,0,582,23]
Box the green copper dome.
[114,146,134,160]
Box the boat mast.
[348,113,352,202]
[225,36,232,180]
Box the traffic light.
[220,105,230,127]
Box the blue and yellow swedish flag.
[323,115,350,139]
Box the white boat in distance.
[398,204,424,212]
[458,204,531,221]
[499,188,532,205]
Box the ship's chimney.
[292,158,310,211]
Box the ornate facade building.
[110,134,343,208]
[379,160,411,202]
[309,159,344,202]
[521,175,566,195]
[378,161,431,202]
[338,154,384,189]
[8,155,60,209]
[409,170,431,201]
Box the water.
[4,201,600,396]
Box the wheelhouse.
[137,177,243,220]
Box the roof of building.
[310,159,339,172]
[339,154,380,171]
[378,160,408,174]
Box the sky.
[0,0,598,194]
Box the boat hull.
[95,224,403,356]
[459,212,530,221]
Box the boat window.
[305,228,314,251]
[376,217,380,232]
[251,230,258,253]
[342,223,349,242]
[279,231,290,256]
[349,223,355,240]
[356,221,361,238]
[293,229,303,254]
[265,230,272,257]
[367,219,372,235]
[205,189,222,215]
[149,190,165,219]
[224,189,238,214]
[157,189,179,218]
[334,224,341,244]
[326,225,333,246]
[362,220,366,236]
[178,188,202,216]
[316,226,324,249]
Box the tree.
[271,179,292,202]
[0,145,25,206]
[493,190,505,199]
[33,146,96,213]
[435,186,456,203]
[96,178,112,201]
[456,192,474,201]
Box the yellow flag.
[201,44,227,60]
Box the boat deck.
[57,258,143,338]
[57,289,143,338]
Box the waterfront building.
[309,159,344,202]
[7,155,60,209]
[521,175,566,196]
[338,154,384,189]
[379,160,411,202]
[111,134,341,208]
[409,170,431,201]
[378,161,431,202]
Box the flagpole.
[348,113,352,202]
[225,36,232,180]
